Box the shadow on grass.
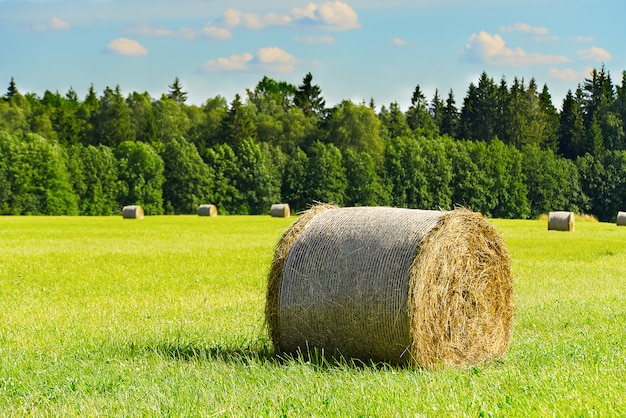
[143,339,410,371]
[145,339,275,365]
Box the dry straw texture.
[122,205,144,219]
[271,203,291,218]
[617,211,626,226]
[198,204,218,217]
[265,205,513,369]
[548,211,575,231]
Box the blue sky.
[1,0,624,110]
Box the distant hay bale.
[122,205,144,219]
[617,211,626,226]
[548,211,575,231]
[265,205,513,369]
[271,203,291,218]
[198,204,218,217]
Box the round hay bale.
[198,204,218,217]
[271,203,291,218]
[266,205,513,369]
[617,211,626,226]
[548,211,574,231]
[122,205,144,219]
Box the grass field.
[0,214,624,416]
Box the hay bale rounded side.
[270,203,291,218]
[122,205,144,219]
[617,211,626,226]
[198,204,218,217]
[266,205,513,369]
[548,211,574,231]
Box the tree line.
[1,68,626,221]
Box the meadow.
[0,213,624,416]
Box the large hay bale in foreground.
[198,204,218,217]
[266,205,513,369]
[270,203,291,218]
[617,211,626,226]
[122,205,144,219]
[548,211,574,231]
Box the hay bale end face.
[198,204,218,217]
[548,211,575,231]
[617,211,626,226]
[266,205,513,369]
[271,203,290,218]
[122,205,144,219]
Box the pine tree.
[558,89,586,159]
[440,89,459,138]
[406,84,436,133]
[90,85,133,147]
[167,77,188,104]
[219,94,257,146]
[4,77,19,102]
[430,89,445,133]
[379,101,410,139]
[538,84,560,152]
[295,72,326,117]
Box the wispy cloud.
[295,35,336,45]
[500,22,557,42]
[549,67,581,82]
[202,25,233,40]
[203,53,253,71]
[575,35,595,43]
[390,37,410,46]
[462,31,569,66]
[221,1,360,31]
[123,2,357,45]
[33,16,70,31]
[128,25,197,40]
[202,47,298,73]
[501,23,548,35]
[106,38,148,57]
[578,46,612,62]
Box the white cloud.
[317,1,360,30]
[106,38,148,56]
[202,25,232,40]
[221,1,359,31]
[223,9,267,29]
[295,35,336,44]
[578,46,612,62]
[203,53,254,71]
[202,47,298,73]
[177,27,197,40]
[390,37,410,46]
[129,25,174,36]
[549,67,580,82]
[500,22,557,42]
[128,25,197,40]
[462,31,569,66]
[33,16,70,31]
[292,3,318,20]
[50,16,70,30]
[501,22,548,35]
[575,35,595,43]
[257,47,299,73]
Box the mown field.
[0,213,624,416]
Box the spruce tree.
[295,72,326,117]
[167,77,188,104]
[4,77,19,102]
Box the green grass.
[0,214,624,416]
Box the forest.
[1,66,626,221]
